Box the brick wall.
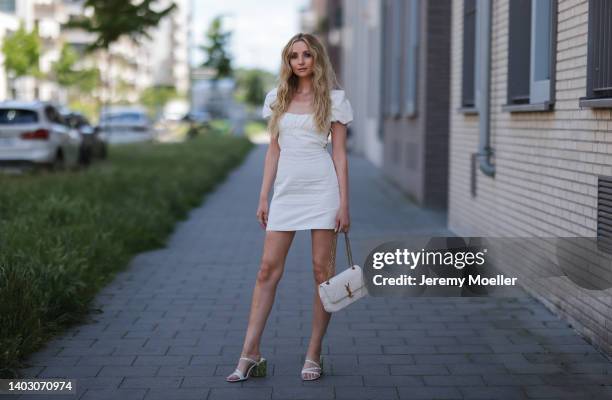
[448,0,612,355]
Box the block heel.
[250,357,267,377]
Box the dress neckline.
[284,111,313,116]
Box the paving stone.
[97,366,159,377]
[335,386,398,399]
[80,389,147,400]
[208,387,272,400]
[143,388,210,400]
[397,386,462,399]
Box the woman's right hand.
[256,198,269,229]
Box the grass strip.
[0,133,254,378]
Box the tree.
[233,67,274,109]
[66,0,177,52]
[243,71,265,106]
[52,43,100,94]
[65,0,177,105]
[140,85,178,117]
[1,24,40,98]
[200,15,233,80]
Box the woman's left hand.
[335,206,350,233]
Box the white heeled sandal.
[301,358,323,381]
[226,355,267,382]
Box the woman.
[226,32,353,382]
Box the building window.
[579,0,612,108]
[332,4,343,28]
[382,0,392,117]
[461,0,477,109]
[0,0,16,13]
[382,0,402,118]
[390,0,403,117]
[504,0,556,111]
[403,0,420,117]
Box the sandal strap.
[304,359,321,368]
[239,356,259,364]
[230,368,246,380]
[301,367,321,372]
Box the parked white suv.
[0,101,82,170]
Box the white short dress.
[262,88,354,231]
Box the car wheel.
[79,147,92,166]
[51,150,66,171]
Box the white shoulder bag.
[318,231,367,312]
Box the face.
[289,40,314,78]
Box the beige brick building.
[449,0,612,354]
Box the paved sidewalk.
[16,144,612,400]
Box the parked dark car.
[62,111,107,165]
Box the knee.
[257,259,282,285]
[312,260,331,285]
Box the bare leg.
[226,230,296,381]
[302,229,337,379]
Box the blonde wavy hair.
[267,33,341,138]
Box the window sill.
[457,106,478,115]
[501,101,554,112]
[579,97,612,108]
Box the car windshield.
[101,112,145,123]
[0,109,38,124]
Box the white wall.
[341,0,383,166]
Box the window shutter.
[390,0,403,116]
[586,0,612,99]
[507,0,531,105]
[403,0,420,117]
[462,0,477,108]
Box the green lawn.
[0,133,254,378]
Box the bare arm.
[330,121,350,232]
[260,134,281,202]
[256,133,280,229]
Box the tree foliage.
[140,85,178,115]
[1,24,40,79]
[233,68,275,107]
[66,0,177,51]
[200,16,233,80]
[52,44,100,93]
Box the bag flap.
[319,265,364,304]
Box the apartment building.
[1,0,189,104]
[341,0,452,209]
[0,1,21,99]
[448,0,612,354]
[147,0,190,95]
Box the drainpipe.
[474,0,495,178]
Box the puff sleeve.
[330,90,353,126]
[261,88,277,119]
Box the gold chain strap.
[324,231,355,284]
[326,231,338,281]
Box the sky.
[190,0,309,75]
